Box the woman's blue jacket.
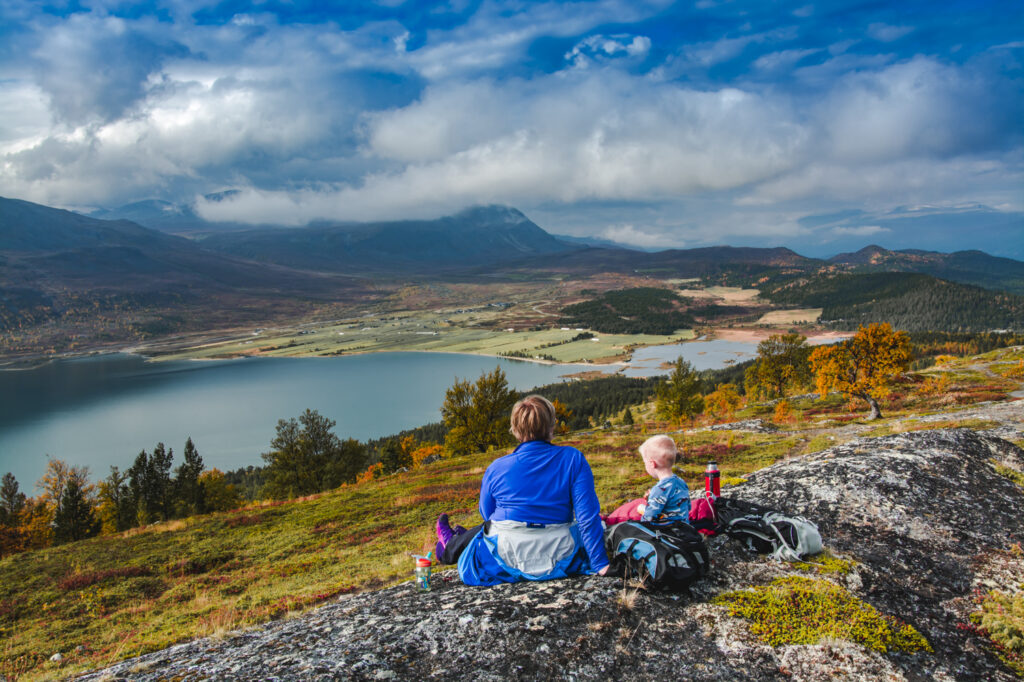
[457,440,610,586]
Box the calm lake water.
[0,340,759,489]
[621,338,759,376]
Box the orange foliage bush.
[773,399,795,424]
[411,444,444,468]
[355,463,383,484]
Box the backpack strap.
[623,538,657,582]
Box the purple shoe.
[453,524,468,536]
[435,513,454,548]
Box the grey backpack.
[716,497,823,561]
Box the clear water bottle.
[414,557,432,592]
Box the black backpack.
[604,520,710,591]
[715,496,823,561]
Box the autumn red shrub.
[224,514,263,528]
[685,443,749,460]
[57,566,152,591]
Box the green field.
[151,307,695,365]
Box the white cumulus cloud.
[600,224,680,248]
[831,225,888,236]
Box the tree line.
[761,272,1024,333]
[656,323,914,423]
[0,439,241,557]
[559,287,695,335]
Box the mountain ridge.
[826,244,1024,294]
[66,195,1024,291]
[194,205,578,272]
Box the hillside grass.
[0,424,802,680]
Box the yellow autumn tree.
[19,498,56,551]
[704,383,743,423]
[809,323,913,420]
[551,398,573,434]
[37,457,93,512]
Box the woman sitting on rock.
[434,394,610,585]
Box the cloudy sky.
[1,0,1021,257]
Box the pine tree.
[261,409,367,498]
[324,438,368,488]
[97,466,136,533]
[655,357,704,425]
[174,437,206,516]
[442,367,518,457]
[53,478,100,543]
[0,472,26,526]
[128,444,174,524]
[150,443,174,519]
[261,418,304,499]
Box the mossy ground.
[967,582,1024,677]
[993,461,1024,488]
[790,549,856,575]
[712,576,932,653]
[977,590,1024,675]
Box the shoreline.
[0,344,630,373]
[0,326,853,371]
[706,328,853,344]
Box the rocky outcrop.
[79,429,1024,681]
[707,418,778,433]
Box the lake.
[621,338,759,376]
[0,340,758,489]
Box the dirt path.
[963,357,1024,399]
[527,300,560,317]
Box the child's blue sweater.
[641,474,691,523]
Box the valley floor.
[132,283,835,366]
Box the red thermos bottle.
[705,461,720,497]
